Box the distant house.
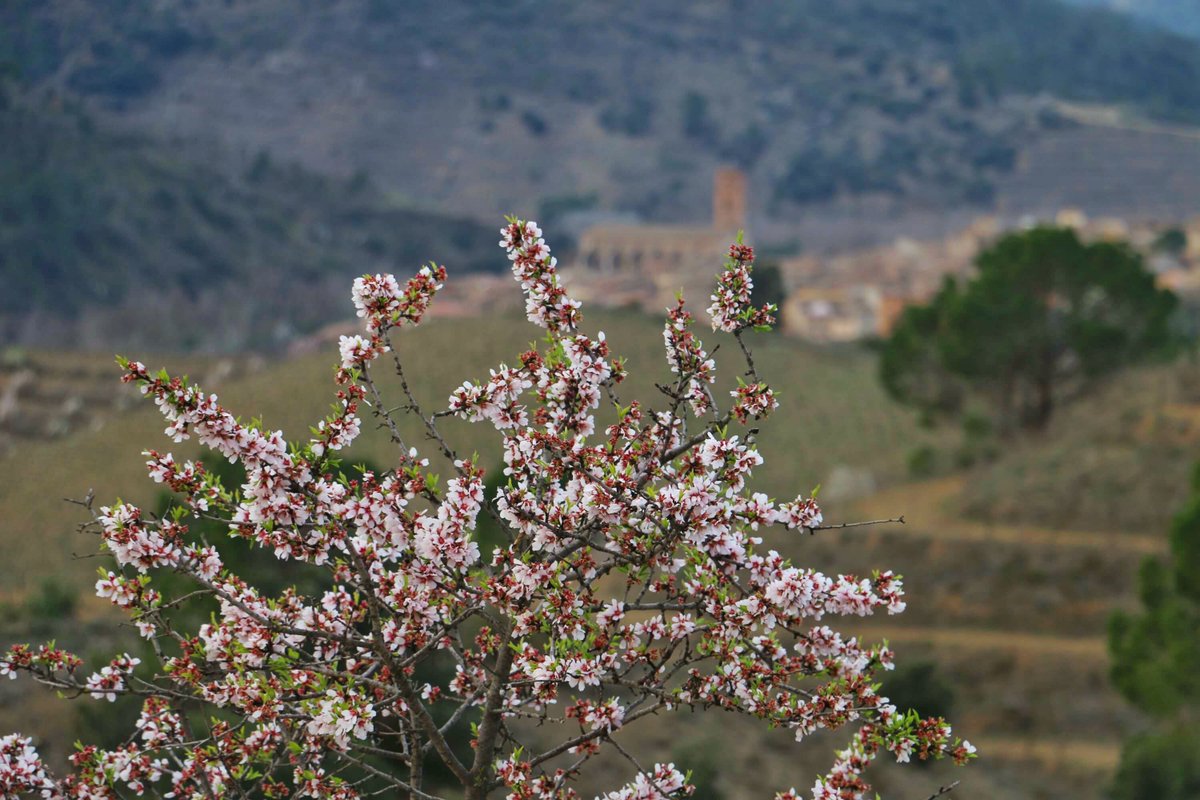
[566,184,1200,344]
[781,286,883,343]
[777,218,997,338]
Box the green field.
[0,308,941,594]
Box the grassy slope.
[5,313,1194,798]
[0,308,938,594]
[957,359,1200,533]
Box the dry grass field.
[2,305,1192,798]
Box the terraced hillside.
[994,122,1200,221]
[0,349,262,459]
[958,359,1200,534]
[0,305,1189,798]
[842,480,1155,795]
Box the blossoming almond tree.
[0,220,973,800]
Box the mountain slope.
[1064,0,1200,39]
[0,96,500,350]
[5,0,1200,227]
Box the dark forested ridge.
[4,0,1200,349]
[3,0,1199,222]
[0,93,499,350]
[7,0,1199,117]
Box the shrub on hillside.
[0,221,972,799]
[1110,461,1200,799]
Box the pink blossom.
[0,221,970,800]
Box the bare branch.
[812,516,906,531]
[924,780,961,800]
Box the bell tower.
[712,167,747,233]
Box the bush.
[599,93,655,136]
[671,735,725,800]
[0,221,973,799]
[884,660,956,722]
[1109,461,1200,798]
[907,445,938,478]
[519,110,548,136]
[1154,227,1188,257]
[24,577,76,622]
[720,123,769,168]
[681,90,717,145]
[1110,728,1200,800]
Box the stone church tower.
[712,167,747,233]
[568,167,752,314]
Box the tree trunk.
[1027,364,1055,431]
[466,620,515,800]
[997,370,1017,439]
[408,725,424,800]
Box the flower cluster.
[0,219,971,800]
[337,334,381,372]
[449,365,533,430]
[731,380,778,423]
[84,653,141,702]
[502,219,581,332]
[599,764,691,800]
[776,495,825,531]
[707,241,777,333]
[0,736,54,798]
[305,689,377,750]
[1,643,82,679]
[664,299,716,417]
[351,264,447,332]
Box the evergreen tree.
[1109,462,1200,800]
[881,226,1177,434]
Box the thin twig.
[812,516,905,531]
[924,780,960,800]
[733,329,760,382]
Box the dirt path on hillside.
[1053,100,1200,143]
[973,735,1121,771]
[848,477,1166,555]
[848,624,1107,659]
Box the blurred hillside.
[1066,0,1200,39]
[5,1,1200,349]
[6,0,1200,229]
[0,95,500,350]
[2,304,1197,797]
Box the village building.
[778,210,1200,340]
[775,216,1000,339]
[564,169,750,317]
[781,285,884,343]
[563,169,1200,343]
